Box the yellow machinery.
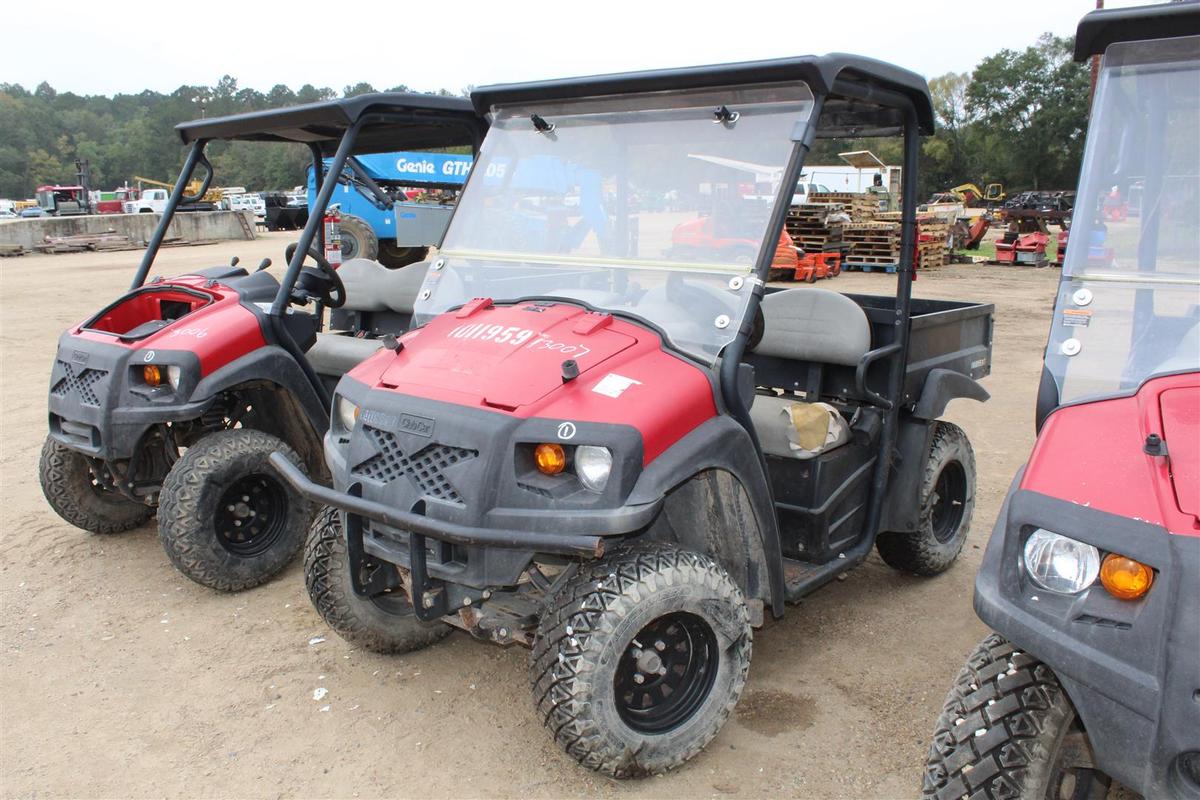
[134,175,224,205]
[944,182,1005,207]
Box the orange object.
[534,443,567,475]
[1099,553,1154,600]
[143,364,163,386]
[771,230,799,270]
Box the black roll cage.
[129,94,486,312]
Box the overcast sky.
[6,0,1157,97]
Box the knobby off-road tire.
[158,429,311,592]
[304,506,451,654]
[531,543,752,778]
[923,634,1110,800]
[877,420,976,576]
[336,215,378,262]
[39,436,152,534]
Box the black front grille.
[51,360,108,406]
[352,425,476,504]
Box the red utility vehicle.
[39,94,484,592]
[923,6,1200,799]
[276,54,996,776]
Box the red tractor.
[923,5,1200,799]
[276,55,996,776]
[39,94,484,591]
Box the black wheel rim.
[215,474,288,557]
[614,612,719,734]
[929,461,967,543]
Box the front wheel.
[531,543,752,778]
[304,506,451,654]
[336,214,378,262]
[157,429,312,592]
[39,436,152,534]
[923,634,1110,799]
[876,420,975,576]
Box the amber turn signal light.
[143,364,163,386]
[1099,553,1153,600]
[534,443,567,475]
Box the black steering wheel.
[284,242,346,308]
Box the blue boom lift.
[305,150,472,268]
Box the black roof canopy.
[1074,2,1200,61]
[471,53,935,136]
[175,93,484,155]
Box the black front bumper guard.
[269,451,636,560]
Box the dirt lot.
[1,233,1062,799]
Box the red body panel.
[347,302,718,464]
[68,276,266,376]
[1020,373,1200,536]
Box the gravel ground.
[1,233,1067,798]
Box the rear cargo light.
[1098,553,1154,600]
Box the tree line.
[0,33,1088,201]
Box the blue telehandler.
[305,150,472,268]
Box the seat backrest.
[337,258,431,314]
[754,288,871,366]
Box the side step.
[782,548,871,603]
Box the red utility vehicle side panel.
[1020,373,1200,536]
[68,277,266,376]
[348,302,718,463]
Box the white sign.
[592,373,642,399]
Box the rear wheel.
[39,436,152,534]
[304,506,451,654]
[876,421,975,576]
[531,543,752,777]
[377,241,428,270]
[336,214,378,262]
[923,634,1110,800]
[157,429,311,592]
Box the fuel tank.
[345,300,718,463]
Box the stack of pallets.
[785,203,846,253]
[808,192,877,222]
[916,218,950,269]
[35,232,138,253]
[843,222,900,272]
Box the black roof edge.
[175,92,482,147]
[1074,2,1200,61]
[471,53,935,135]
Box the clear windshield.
[1046,37,1200,404]
[414,83,815,362]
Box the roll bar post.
[130,140,210,289]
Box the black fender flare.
[625,416,785,621]
[190,345,329,473]
[912,368,990,420]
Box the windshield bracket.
[530,114,556,134]
[712,105,740,126]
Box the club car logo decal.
[557,422,577,440]
[447,323,592,358]
[399,413,435,438]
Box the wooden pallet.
[0,243,26,257]
[808,192,877,222]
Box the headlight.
[575,445,612,493]
[335,396,359,431]
[166,366,182,390]
[1022,528,1100,594]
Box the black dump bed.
[750,290,994,409]
[849,294,994,404]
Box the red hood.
[345,300,719,463]
[377,301,635,410]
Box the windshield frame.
[1042,35,1200,411]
